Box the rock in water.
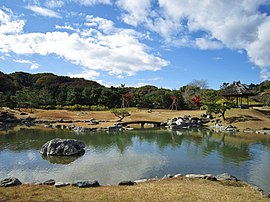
[40,138,85,156]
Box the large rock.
[40,138,85,156]
[0,177,22,187]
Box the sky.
[0,0,270,89]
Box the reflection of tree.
[201,133,252,165]
[1,128,269,165]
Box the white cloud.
[26,5,62,18]
[0,8,25,34]
[55,24,80,32]
[116,0,270,74]
[85,15,115,33]
[134,82,151,87]
[213,57,223,61]
[45,0,64,8]
[195,38,224,50]
[246,18,270,68]
[260,68,270,81]
[30,63,39,70]
[69,70,100,80]
[0,10,169,79]
[13,59,39,70]
[72,0,112,6]
[117,0,151,26]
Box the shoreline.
[1,173,269,202]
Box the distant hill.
[0,71,104,93]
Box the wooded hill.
[0,71,269,110]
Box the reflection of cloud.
[248,149,270,193]
[0,149,166,185]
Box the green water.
[0,128,270,192]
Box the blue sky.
[1,0,270,89]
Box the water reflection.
[0,128,270,192]
[41,153,84,164]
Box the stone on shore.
[215,173,238,181]
[0,177,22,187]
[54,182,70,188]
[40,138,85,156]
[42,179,55,185]
[72,180,100,188]
[118,181,135,186]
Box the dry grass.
[224,108,270,130]
[0,178,268,202]
[3,107,270,130]
[12,107,270,130]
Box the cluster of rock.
[209,124,238,132]
[162,115,210,129]
[0,111,19,124]
[0,110,37,130]
[44,121,132,133]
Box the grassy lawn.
[12,107,270,130]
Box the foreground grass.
[0,178,268,202]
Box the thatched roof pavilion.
[222,81,255,107]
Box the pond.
[0,128,270,192]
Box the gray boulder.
[55,182,70,187]
[0,177,22,187]
[72,180,100,188]
[118,181,135,186]
[215,173,238,181]
[42,179,55,185]
[40,138,85,156]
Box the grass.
[11,107,270,130]
[0,178,268,202]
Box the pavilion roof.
[222,81,255,97]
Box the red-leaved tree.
[191,95,202,109]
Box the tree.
[66,88,80,105]
[38,88,53,106]
[189,79,209,90]
[0,91,5,107]
[11,87,37,112]
[206,102,232,121]
[220,82,230,90]
[191,95,202,109]
[11,90,27,111]
[180,85,201,109]
[111,108,131,122]
[201,89,222,104]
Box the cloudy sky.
[1,0,270,89]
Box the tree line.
[0,71,269,111]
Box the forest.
[0,71,269,111]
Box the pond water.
[0,128,270,192]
